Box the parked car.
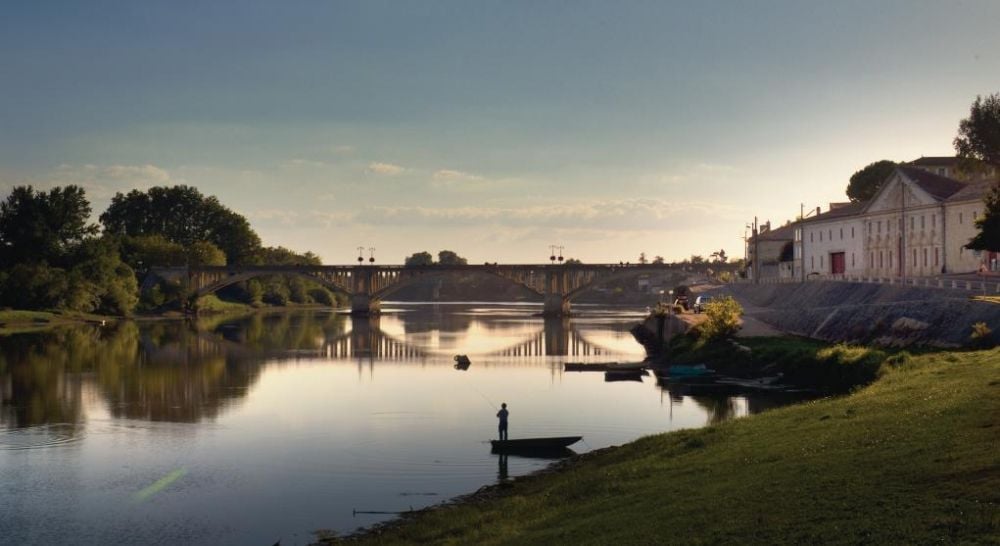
[693,295,713,313]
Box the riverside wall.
[721,281,1000,348]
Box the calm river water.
[1,303,802,545]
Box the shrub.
[970,322,994,348]
[701,295,743,340]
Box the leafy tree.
[0,185,97,265]
[690,255,705,265]
[954,93,1000,166]
[710,249,728,263]
[638,252,648,264]
[652,256,665,264]
[437,250,468,265]
[967,183,1000,251]
[100,185,261,264]
[564,258,583,265]
[701,295,743,340]
[846,160,897,203]
[404,251,435,267]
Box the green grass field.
[325,349,1000,545]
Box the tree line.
[0,184,340,315]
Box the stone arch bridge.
[146,263,681,316]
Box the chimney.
[816,206,821,216]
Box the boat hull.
[489,436,582,451]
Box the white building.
[797,202,866,279]
[764,158,998,282]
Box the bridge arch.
[372,269,545,300]
[562,267,673,302]
[194,270,355,300]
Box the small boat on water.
[604,369,648,382]
[565,361,646,372]
[663,364,713,377]
[490,436,582,452]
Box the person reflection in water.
[496,402,509,440]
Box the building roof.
[898,166,967,201]
[908,156,961,167]
[946,179,994,203]
[753,222,796,242]
[798,201,866,225]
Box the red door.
[830,252,846,275]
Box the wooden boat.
[490,436,582,452]
[604,369,647,382]
[564,361,646,372]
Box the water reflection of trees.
[1,324,138,428]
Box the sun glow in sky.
[2,1,998,264]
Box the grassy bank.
[325,349,1000,544]
[666,334,904,392]
[0,309,113,334]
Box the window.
[921,215,925,229]
[868,221,873,234]
[935,248,940,266]
[923,248,928,267]
[851,253,855,267]
[820,255,824,268]
[932,214,936,228]
[819,231,823,242]
[870,252,874,268]
[810,232,814,243]
[889,251,893,268]
[974,210,979,220]
[829,229,832,240]
[851,226,855,238]
[878,221,882,233]
[912,248,917,267]
[879,251,883,268]
[937,167,946,175]
[839,228,843,240]
[910,217,914,231]
[960,212,964,224]
[811,256,815,269]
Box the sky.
[2,1,999,265]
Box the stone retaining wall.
[722,281,1000,348]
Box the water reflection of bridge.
[323,316,611,360]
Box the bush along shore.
[317,346,1000,545]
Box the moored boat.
[564,361,645,372]
[489,436,582,452]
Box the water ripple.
[0,423,84,451]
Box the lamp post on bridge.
[368,247,376,264]
[357,247,364,264]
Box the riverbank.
[321,347,999,544]
[0,309,115,334]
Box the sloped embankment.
[723,281,1000,347]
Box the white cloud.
[360,198,744,231]
[432,169,484,183]
[367,162,404,176]
[39,163,177,201]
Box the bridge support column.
[351,294,381,316]
[542,294,570,316]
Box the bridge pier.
[542,294,570,316]
[351,294,381,316]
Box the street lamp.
[357,246,364,264]
[368,247,376,264]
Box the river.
[0,303,805,545]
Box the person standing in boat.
[496,403,509,440]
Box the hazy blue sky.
[2,1,998,263]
